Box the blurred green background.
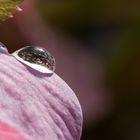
[0,0,140,139]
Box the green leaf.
[0,0,21,21]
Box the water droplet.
[0,42,8,54]
[12,46,56,74]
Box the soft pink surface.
[0,120,29,140]
[0,54,82,140]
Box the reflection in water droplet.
[0,42,8,54]
[12,46,56,74]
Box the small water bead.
[12,46,56,74]
[0,42,8,54]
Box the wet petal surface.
[0,54,83,140]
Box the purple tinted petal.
[0,54,83,140]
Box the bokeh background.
[0,0,140,139]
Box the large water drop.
[12,46,56,74]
